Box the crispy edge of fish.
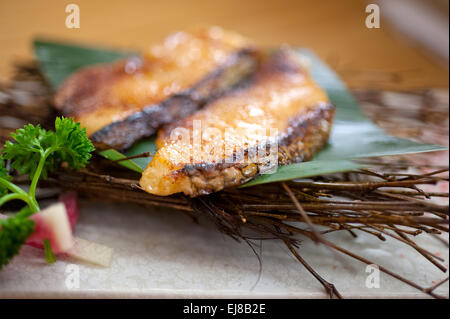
[139,48,335,197]
[140,101,334,197]
[88,48,260,150]
[53,60,125,116]
[169,102,334,196]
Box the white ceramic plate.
[0,200,448,298]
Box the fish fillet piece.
[53,26,259,150]
[140,48,335,196]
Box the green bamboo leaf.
[98,149,143,173]
[33,40,446,187]
[33,39,133,89]
[244,49,446,186]
[241,160,366,188]
[123,137,157,170]
[298,48,446,161]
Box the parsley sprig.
[0,207,34,269]
[0,117,94,269]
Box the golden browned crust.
[140,49,335,197]
[53,27,259,150]
[53,61,126,117]
[90,49,258,150]
[177,103,334,196]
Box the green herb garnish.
[0,117,94,269]
[0,207,34,270]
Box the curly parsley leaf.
[0,117,94,268]
[3,124,53,179]
[53,117,95,170]
[0,207,35,270]
[3,117,94,181]
[0,155,11,197]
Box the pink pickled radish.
[2,192,114,267]
[59,191,79,229]
[26,203,74,253]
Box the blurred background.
[0,0,448,90]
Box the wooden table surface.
[0,0,448,90]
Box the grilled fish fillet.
[140,48,335,196]
[53,27,259,150]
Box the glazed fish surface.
[53,27,259,150]
[140,48,335,196]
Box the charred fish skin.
[90,48,259,150]
[53,27,259,150]
[173,102,334,196]
[140,48,335,197]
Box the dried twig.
[1,62,448,299]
